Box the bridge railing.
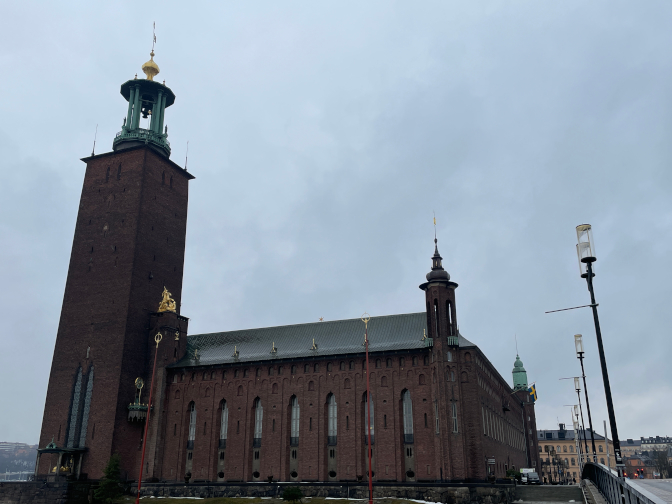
[582,462,665,504]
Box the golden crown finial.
[142,50,160,81]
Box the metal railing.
[582,462,664,504]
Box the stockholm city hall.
[36,49,540,484]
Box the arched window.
[344,378,351,389]
[327,394,337,445]
[381,376,388,387]
[402,390,413,443]
[362,360,367,370]
[291,365,297,374]
[349,361,355,370]
[268,367,274,376]
[570,445,574,453]
[278,366,283,375]
[237,385,243,396]
[423,355,429,365]
[375,359,381,369]
[563,445,568,452]
[399,357,405,367]
[571,458,575,465]
[187,402,196,449]
[339,362,345,371]
[175,389,180,399]
[220,401,228,448]
[304,364,310,373]
[116,164,121,180]
[314,363,319,372]
[447,351,452,362]
[256,368,261,377]
[412,356,418,366]
[327,362,332,372]
[253,398,263,444]
[464,352,471,362]
[598,445,603,452]
[290,396,299,446]
[308,381,315,391]
[452,403,458,433]
[419,374,426,385]
[386,358,392,368]
[364,392,374,444]
[105,167,110,182]
[272,383,279,394]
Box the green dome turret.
[512,354,528,391]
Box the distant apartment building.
[537,426,615,483]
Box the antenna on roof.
[433,211,437,240]
[91,124,98,156]
[515,334,519,355]
[185,141,189,170]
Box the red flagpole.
[135,332,162,504]
[363,314,373,504]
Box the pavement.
[630,479,672,504]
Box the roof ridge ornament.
[311,338,318,351]
[232,346,239,359]
[271,342,277,355]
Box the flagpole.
[361,313,373,504]
[135,331,162,504]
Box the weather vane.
[152,22,156,52]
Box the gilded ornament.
[158,287,176,312]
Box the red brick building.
[36,55,540,483]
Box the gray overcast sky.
[1,1,671,444]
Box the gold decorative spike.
[271,342,277,354]
[232,346,239,359]
[158,287,176,312]
[421,328,427,341]
[311,338,318,351]
[319,317,324,322]
[142,50,160,81]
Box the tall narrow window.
[446,301,454,336]
[66,368,83,448]
[434,300,439,338]
[452,403,458,433]
[364,392,374,444]
[434,401,440,434]
[220,401,228,449]
[78,367,94,447]
[187,403,196,449]
[105,167,110,182]
[290,396,300,446]
[253,398,263,447]
[116,164,121,180]
[402,390,414,443]
[327,394,337,445]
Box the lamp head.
[576,224,596,277]
[574,376,581,391]
[574,334,584,355]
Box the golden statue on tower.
[158,286,176,312]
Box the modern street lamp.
[576,224,624,471]
[573,377,590,461]
[574,334,597,462]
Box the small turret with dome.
[113,28,175,158]
[512,354,528,391]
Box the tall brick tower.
[419,238,466,481]
[36,49,194,480]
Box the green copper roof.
[512,353,528,390]
[173,312,476,368]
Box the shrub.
[282,486,304,503]
[94,454,123,503]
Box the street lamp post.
[576,224,624,471]
[574,334,597,462]
[574,377,590,461]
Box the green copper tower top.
[512,354,528,391]
[113,47,175,158]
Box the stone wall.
[0,482,69,504]
[140,482,516,504]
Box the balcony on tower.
[113,51,175,158]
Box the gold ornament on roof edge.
[142,50,160,81]
[158,286,176,312]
